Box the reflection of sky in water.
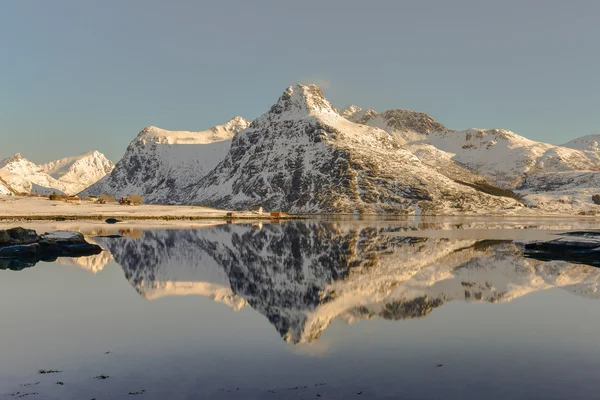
[1,222,600,399]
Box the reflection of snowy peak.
[0,151,113,195]
[80,117,250,203]
[95,228,247,310]
[183,84,520,214]
[100,223,600,344]
[55,250,113,273]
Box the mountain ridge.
[80,117,251,202]
[0,151,113,195]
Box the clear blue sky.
[2,0,600,163]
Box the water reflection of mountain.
[96,222,600,344]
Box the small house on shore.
[251,206,264,214]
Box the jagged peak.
[0,153,34,168]
[377,109,449,134]
[136,117,250,145]
[340,104,362,118]
[266,84,338,119]
[217,116,251,133]
[2,153,25,163]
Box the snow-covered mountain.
[0,151,113,195]
[80,117,250,203]
[182,84,521,214]
[341,105,450,144]
[425,129,600,189]
[39,150,114,194]
[98,223,600,344]
[562,134,600,151]
[339,101,600,211]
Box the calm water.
[1,218,600,399]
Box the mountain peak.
[219,116,251,133]
[0,153,33,168]
[267,84,337,119]
[340,105,362,119]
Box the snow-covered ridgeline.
[80,117,250,203]
[0,151,113,195]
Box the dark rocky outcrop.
[0,228,102,271]
[0,227,39,246]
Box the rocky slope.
[338,102,600,211]
[0,151,113,195]
[426,129,600,189]
[98,222,600,344]
[341,105,450,144]
[80,117,250,203]
[0,176,16,196]
[182,84,521,214]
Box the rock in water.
[39,231,86,245]
[0,227,103,270]
[0,227,39,245]
[0,243,40,257]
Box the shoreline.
[1,196,599,222]
[0,214,304,221]
[0,213,598,222]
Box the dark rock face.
[0,228,103,271]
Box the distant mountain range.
[4,83,600,214]
[0,151,114,195]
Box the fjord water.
[1,219,600,399]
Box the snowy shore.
[0,196,294,221]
